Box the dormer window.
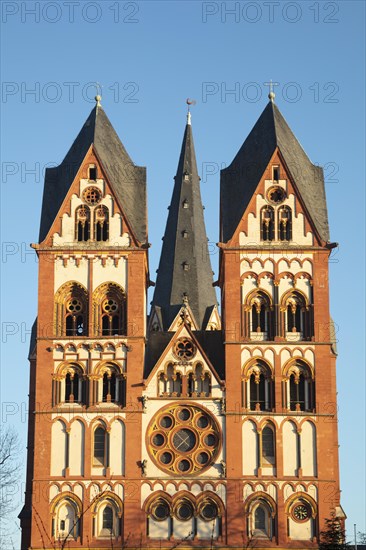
[183,171,189,181]
[272,165,280,181]
[89,164,97,180]
[182,200,189,209]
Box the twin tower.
[20,97,344,549]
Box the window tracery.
[92,495,122,539]
[284,361,315,412]
[261,206,275,241]
[242,360,274,412]
[278,206,292,241]
[243,291,274,341]
[51,496,81,541]
[282,290,313,341]
[54,282,88,337]
[93,283,127,337]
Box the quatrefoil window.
[173,338,196,360]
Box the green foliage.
[319,514,350,550]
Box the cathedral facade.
[20,95,344,549]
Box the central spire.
[150,111,217,331]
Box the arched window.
[158,364,182,397]
[261,425,275,465]
[286,361,314,412]
[93,426,108,467]
[65,371,80,403]
[278,206,292,241]
[99,365,126,406]
[75,205,90,242]
[102,506,113,531]
[93,496,122,539]
[52,497,80,541]
[246,497,275,540]
[283,291,312,340]
[94,283,127,337]
[245,291,273,341]
[188,363,211,397]
[55,282,88,337]
[94,205,109,242]
[244,361,274,411]
[261,206,274,241]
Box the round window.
[176,502,193,521]
[200,502,218,521]
[146,404,221,476]
[66,298,83,313]
[83,186,102,205]
[152,502,170,521]
[267,185,286,204]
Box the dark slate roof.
[28,318,37,360]
[220,101,329,243]
[150,118,218,330]
[144,330,225,380]
[38,105,147,244]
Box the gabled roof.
[150,116,218,330]
[38,104,147,244]
[144,324,225,381]
[220,101,329,243]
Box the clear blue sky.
[1,0,365,546]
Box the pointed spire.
[150,113,217,331]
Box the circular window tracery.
[66,298,83,313]
[173,338,196,360]
[147,403,221,476]
[200,501,218,521]
[83,186,102,206]
[102,299,119,314]
[267,186,286,204]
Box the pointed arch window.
[75,205,90,242]
[94,283,127,337]
[278,206,292,241]
[95,205,109,242]
[261,206,275,241]
[55,282,88,337]
[247,497,275,540]
[93,497,122,539]
[52,497,80,541]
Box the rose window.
[267,186,286,204]
[83,186,102,205]
[146,403,221,475]
[173,338,196,360]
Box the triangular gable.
[144,322,224,386]
[41,146,138,247]
[230,148,322,247]
[167,302,199,332]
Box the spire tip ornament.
[186,98,196,125]
[264,79,279,103]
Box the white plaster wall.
[54,257,89,291]
[173,519,194,539]
[53,182,131,246]
[289,517,312,540]
[109,419,125,476]
[93,256,127,291]
[50,484,60,501]
[149,518,170,538]
[242,420,258,475]
[51,420,67,476]
[197,518,218,539]
[301,421,317,476]
[238,183,313,246]
[283,421,298,476]
[69,420,84,476]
